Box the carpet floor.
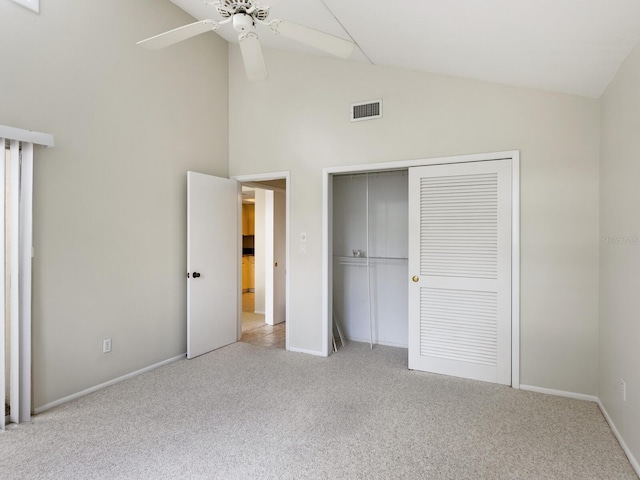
[0,342,636,480]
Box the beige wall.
[0,0,228,408]
[599,42,640,463]
[229,46,600,394]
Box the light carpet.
[1,342,636,480]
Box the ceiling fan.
[137,0,356,81]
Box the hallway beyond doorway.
[241,293,285,348]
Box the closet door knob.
[193,272,201,278]
[412,276,419,283]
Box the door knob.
[412,276,419,283]
[193,272,201,278]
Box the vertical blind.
[1,125,54,429]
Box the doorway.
[235,174,289,350]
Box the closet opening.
[331,170,409,351]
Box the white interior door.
[273,190,286,324]
[187,172,239,359]
[408,160,512,385]
[265,190,286,325]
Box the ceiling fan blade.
[270,20,355,59]
[239,33,269,82]
[137,19,219,50]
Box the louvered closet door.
[408,160,511,385]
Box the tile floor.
[241,292,286,349]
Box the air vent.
[351,99,382,122]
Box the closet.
[328,155,516,385]
[332,170,408,348]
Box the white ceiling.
[170,0,640,98]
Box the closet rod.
[369,256,408,260]
[332,256,408,261]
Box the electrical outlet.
[102,338,112,354]
[620,378,626,402]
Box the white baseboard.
[346,336,408,349]
[519,384,598,403]
[597,399,640,477]
[520,384,598,402]
[34,353,186,414]
[254,310,265,315]
[287,346,327,357]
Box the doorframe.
[322,151,520,388]
[233,171,290,351]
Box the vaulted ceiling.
[169,0,640,98]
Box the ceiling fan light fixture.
[233,12,255,33]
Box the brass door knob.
[412,276,419,283]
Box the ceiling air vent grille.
[351,99,382,122]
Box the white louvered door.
[408,160,512,385]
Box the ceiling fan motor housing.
[215,0,268,20]
[233,13,255,33]
[215,0,253,17]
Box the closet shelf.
[333,255,408,265]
